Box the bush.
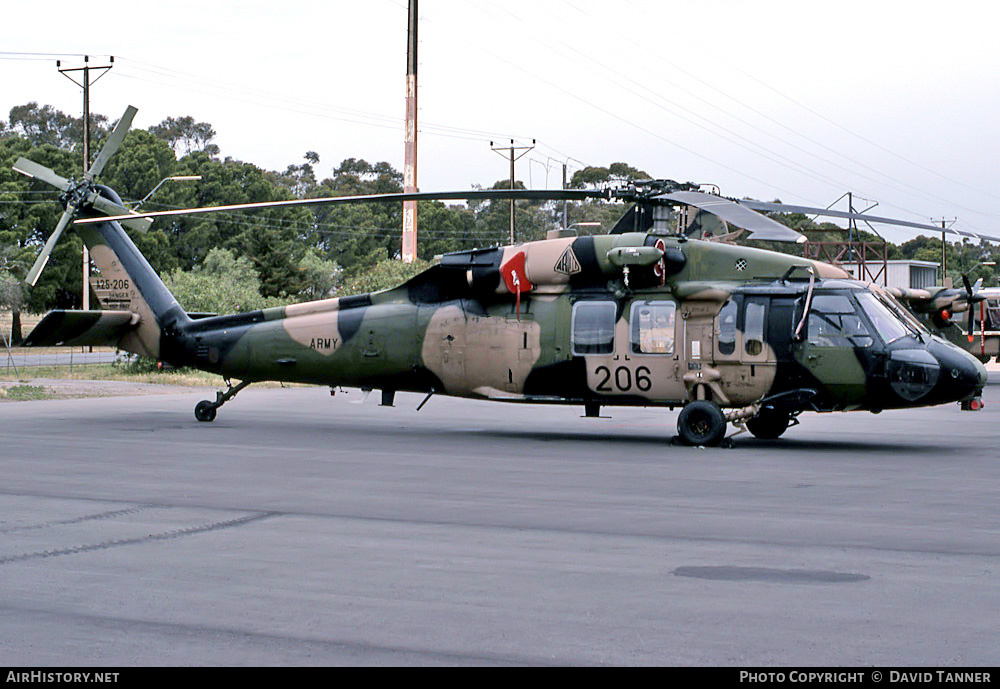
[337,258,431,296]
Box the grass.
[0,360,303,395]
[0,384,53,401]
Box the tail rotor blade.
[86,105,137,180]
[25,207,75,286]
[12,157,71,191]
[963,275,974,339]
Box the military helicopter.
[13,106,989,447]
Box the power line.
[488,0,1000,230]
[463,1,1000,239]
[112,56,528,144]
[568,1,1000,216]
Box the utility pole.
[937,218,957,285]
[401,0,418,263]
[490,139,534,244]
[562,163,568,230]
[58,55,114,310]
[942,219,947,280]
[846,191,855,264]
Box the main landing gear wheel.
[746,407,791,440]
[677,400,727,447]
[193,379,252,423]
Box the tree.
[0,244,29,343]
[569,162,650,189]
[898,235,1000,286]
[4,102,109,151]
[465,179,553,246]
[560,162,653,234]
[270,151,320,198]
[149,150,316,298]
[309,159,406,274]
[100,130,178,203]
[336,257,430,296]
[415,200,479,260]
[296,250,342,301]
[558,199,629,235]
[148,116,219,156]
[161,248,284,314]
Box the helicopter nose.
[932,343,987,402]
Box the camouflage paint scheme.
[25,200,987,427]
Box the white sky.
[2,0,999,243]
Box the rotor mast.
[401,0,418,263]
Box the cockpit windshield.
[856,291,918,344]
[880,291,931,337]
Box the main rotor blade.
[25,207,75,286]
[12,157,72,191]
[740,200,1000,243]
[86,105,137,180]
[90,195,154,232]
[74,188,608,225]
[657,191,807,243]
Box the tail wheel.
[194,400,217,423]
[677,400,727,447]
[746,408,791,439]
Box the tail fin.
[72,185,190,358]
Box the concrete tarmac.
[1,379,998,666]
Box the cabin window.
[717,300,737,355]
[807,295,874,348]
[572,301,616,355]
[630,301,676,355]
[744,299,766,356]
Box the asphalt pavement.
[1,381,998,666]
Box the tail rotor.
[11,105,152,287]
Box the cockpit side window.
[807,294,874,348]
[572,301,617,355]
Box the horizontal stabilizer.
[22,310,139,347]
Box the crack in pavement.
[0,512,279,565]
